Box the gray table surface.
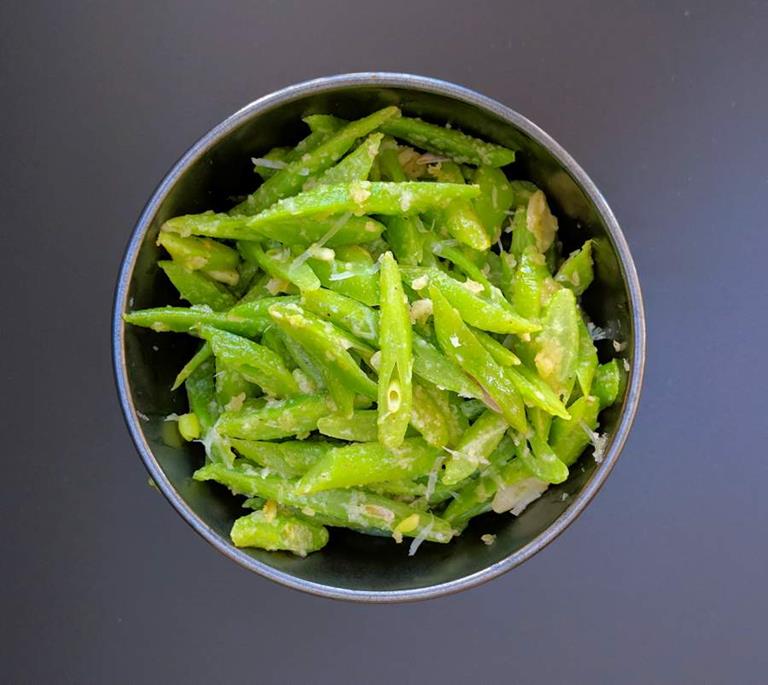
[3,1,767,682]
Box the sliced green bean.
[199,326,299,398]
[194,460,454,542]
[231,106,400,215]
[216,393,331,440]
[297,438,440,495]
[381,116,516,167]
[237,241,320,292]
[171,342,213,391]
[309,245,380,306]
[442,409,508,485]
[157,232,240,284]
[230,439,332,477]
[471,165,515,242]
[430,284,527,433]
[512,246,550,321]
[429,162,489,251]
[575,316,599,399]
[317,410,378,442]
[314,133,382,185]
[159,261,236,311]
[412,333,482,399]
[592,359,626,409]
[516,434,568,484]
[556,240,594,295]
[377,252,413,448]
[533,288,580,395]
[550,395,601,466]
[231,509,329,556]
[410,380,467,448]
[252,146,290,180]
[300,288,379,342]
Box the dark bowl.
[112,73,645,602]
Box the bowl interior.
[119,79,637,598]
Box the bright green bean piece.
[442,409,508,485]
[410,380,467,448]
[512,246,551,321]
[230,439,332,477]
[171,342,213,391]
[309,245,380,306]
[470,165,515,242]
[194,460,454,543]
[377,252,413,448]
[473,329,522,367]
[157,232,240,284]
[314,133,382,185]
[430,285,527,433]
[240,182,480,234]
[433,242,494,293]
[556,240,594,295]
[260,325,296,369]
[214,360,251,412]
[408,267,539,335]
[237,241,320,292]
[162,210,385,247]
[297,438,441,495]
[509,206,536,260]
[280,332,326,391]
[303,114,344,134]
[429,162,489,251]
[516,433,568,484]
[231,106,400,215]
[534,288,580,395]
[159,261,236,311]
[508,180,539,208]
[550,395,601,466]
[592,359,626,409]
[231,509,329,556]
[216,393,331,440]
[269,302,375,394]
[412,333,482,399]
[317,410,379,442]
[300,288,379,342]
[199,326,299,398]
[185,358,233,464]
[381,116,516,167]
[575,317,598,399]
[503,363,571,419]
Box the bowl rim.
[112,72,646,603]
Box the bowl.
[112,73,645,602]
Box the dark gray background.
[2,1,767,682]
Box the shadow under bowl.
[113,73,645,602]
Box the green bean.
[430,284,527,433]
[432,242,494,293]
[185,358,233,464]
[123,296,297,337]
[230,509,329,556]
[239,182,481,235]
[303,114,344,134]
[199,326,299,398]
[533,288,580,395]
[317,410,379,442]
[556,240,594,295]
[300,288,379,343]
[381,116,516,167]
[216,393,331,440]
[177,413,201,441]
[503,363,571,419]
[473,329,522,367]
[230,439,332,477]
[429,162,489,251]
[376,252,413,448]
[267,302,374,418]
[214,361,251,412]
[408,267,539,335]
[509,205,536,260]
[366,478,453,506]
[410,380,467,448]
[526,190,558,253]
[508,180,539,208]
[459,398,486,421]
[232,258,260,298]
[550,395,601,466]
[442,409,508,485]
[237,241,320,292]
[512,246,551,321]
[470,165,515,242]
[516,433,568,484]
[314,133,382,185]
[309,245,380,306]
[194,460,454,542]
[162,210,385,247]
[297,438,441,495]
[575,316,599,399]
[592,359,626,409]
[156,232,240,284]
[171,342,213,391]
[158,261,236,311]
[231,106,400,215]
[412,333,482,399]
[260,325,296,369]
[280,332,326,391]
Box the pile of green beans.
[125,107,626,557]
